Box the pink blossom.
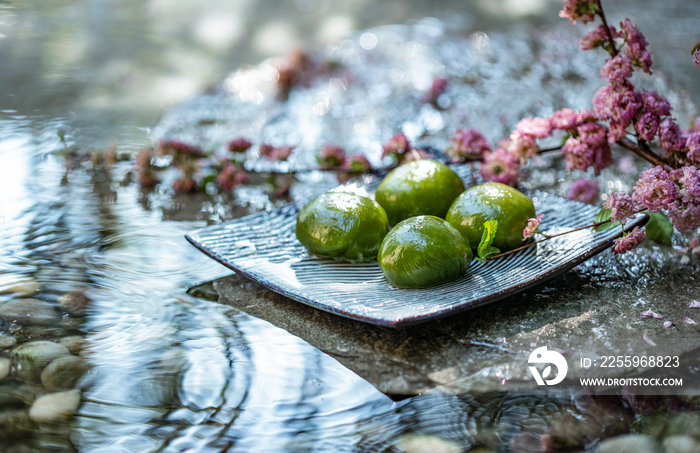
[626,42,653,74]
[634,112,659,142]
[640,91,671,117]
[603,192,636,224]
[668,202,700,232]
[578,122,613,173]
[641,309,661,318]
[580,24,619,51]
[692,118,700,133]
[632,166,679,212]
[689,300,700,308]
[506,131,539,163]
[217,163,248,190]
[592,84,640,127]
[158,139,205,158]
[601,55,633,84]
[523,214,544,240]
[172,176,197,193]
[228,137,253,153]
[577,110,597,124]
[578,122,607,146]
[695,50,700,67]
[612,226,645,253]
[642,333,657,346]
[559,0,597,24]
[684,317,697,325]
[446,128,491,161]
[607,120,628,144]
[344,154,372,173]
[562,137,594,172]
[549,108,579,130]
[260,144,294,161]
[620,19,649,48]
[402,148,434,163]
[663,321,674,328]
[685,132,700,164]
[567,178,600,205]
[382,132,410,159]
[515,117,552,139]
[424,77,449,103]
[671,166,700,204]
[658,118,683,152]
[480,148,520,186]
[317,144,347,169]
[618,155,635,174]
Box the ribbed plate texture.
[187,165,646,326]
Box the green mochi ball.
[378,215,472,289]
[296,192,389,262]
[375,159,465,225]
[446,182,536,252]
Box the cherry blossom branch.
[617,137,674,171]
[594,0,618,57]
[484,209,646,261]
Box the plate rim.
[185,203,649,327]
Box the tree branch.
[617,137,674,171]
[594,0,618,58]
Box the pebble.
[597,434,663,453]
[0,299,60,326]
[57,290,91,317]
[10,341,70,382]
[57,336,84,355]
[664,413,700,440]
[395,433,464,453]
[663,435,700,453]
[0,410,35,441]
[0,334,17,350]
[41,356,86,391]
[58,316,84,330]
[13,325,69,342]
[0,357,10,381]
[0,280,41,297]
[28,389,80,422]
[0,385,27,406]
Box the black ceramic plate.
[186,165,647,327]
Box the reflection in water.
[2,0,700,450]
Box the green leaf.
[592,208,617,232]
[645,211,673,245]
[476,220,501,262]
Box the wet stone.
[41,355,87,391]
[0,385,28,407]
[597,434,664,453]
[395,433,464,453]
[57,336,84,355]
[0,357,10,381]
[0,410,36,441]
[58,316,84,330]
[0,281,41,297]
[0,299,60,326]
[214,268,700,398]
[662,436,700,453]
[10,341,71,383]
[0,334,17,350]
[13,325,71,342]
[28,389,81,422]
[56,290,91,317]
